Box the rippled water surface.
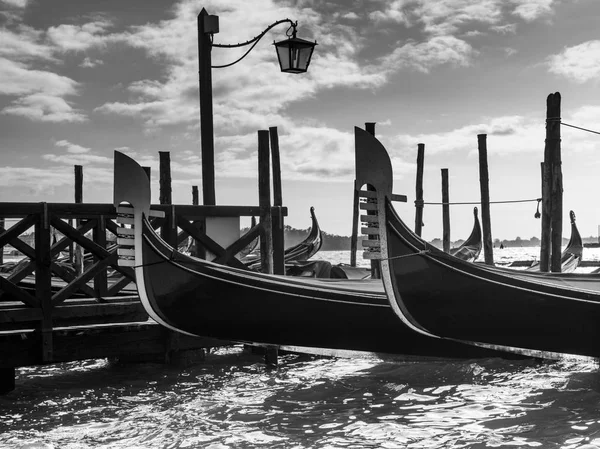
[3,250,600,448]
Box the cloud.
[0,26,55,62]
[547,40,600,83]
[42,153,112,165]
[383,35,476,73]
[510,0,555,22]
[2,93,86,122]
[80,57,103,68]
[1,0,29,7]
[47,20,114,52]
[55,140,91,154]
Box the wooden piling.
[350,180,359,267]
[198,8,216,206]
[269,127,285,274]
[269,127,283,208]
[547,93,563,272]
[477,134,494,265]
[365,123,380,279]
[0,367,15,394]
[415,143,425,237]
[0,218,4,265]
[258,130,274,274]
[540,161,551,271]
[74,165,84,275]
[159,152,176,247]
[441,168,450,253]
[192,186,199,206]
[36,202,53,362]
[159,152,172,205]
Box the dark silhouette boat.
[242,206,323,271]
[112,150,511,358]
[354,126,600,359]
[449,207,482,262]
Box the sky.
[2,0,600,243]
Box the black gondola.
[353,126,600,359]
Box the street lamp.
[197,8,317,205]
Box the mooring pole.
[258,130,274,274]
[198,8,216,206]
[540,161,551,271]
[477,134,494,265]
[441,168,450,253]
[192,186,199,205]
[159,151,176,247]
[547,92,563,272]
[364,122,380,278]
[415,143,425,237]
[269,127,285,274]
[350,180,359,267]
[74,165,84,275]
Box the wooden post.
[198,8,216,206]
[0,218,4,265]
[269,127,283,207]
[93,215,108,299]
[190,186,200,258]
[159,151,172,205]
[36,202,53,362]
[365,122,380,279]
[547,92,563,272]
[0,367,15,394]
[74,165,84,275]
[258,130,273,274]
[540,161,551,271]
[415,143,425,237]
[441,168,450,253]
[142,166,151,180]
[159,152,176,247]
[350,180,359,267]
[477,134,494,265]
[269,127,285,274]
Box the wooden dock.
[0,201,286,393]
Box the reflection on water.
[3,250,600,448]
[2,349,600,448]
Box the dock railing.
[0,202,286,365]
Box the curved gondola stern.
[112,151,194,336]
[354,127,440,341]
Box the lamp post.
[197,8,317,205]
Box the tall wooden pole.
[258,130,274,274]
[350,180,359,267]
[159,151,172,205]
[198,9,216,206]
[540,161,551,271]
[441,168,450,253]
[74,165,83,275]
[365,122,380,279]
[415,143,425,237]
[269,127,285,274]
[547,92,563,272]
[269,127,283,207]
[159,151,176,246]
[477,134,494,265]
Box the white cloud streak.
[547,40,600,83]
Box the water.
[2,249,600,449]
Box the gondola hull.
[138,221,506,357]
[350,126,600,358]
[113,150,510,359]
[384,203,600,357]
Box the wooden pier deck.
[0,201,286,393]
